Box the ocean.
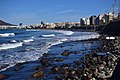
[0,29,100,71]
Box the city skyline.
[0,0,117,25]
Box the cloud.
[57,10,75,14]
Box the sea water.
[0,29,100,71]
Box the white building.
[85,18,90,25]
[0,25,17,29]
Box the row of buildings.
[80,12,117,26]
[22,12,117,29]
[0,12,118,29]
[22,22,80,29]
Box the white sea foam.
[47,38,68,49]
[11,40,17,42]
[60,38,68,42]
[55,30,74,35]
[0,42,23,50]
[42,34,55,37]
[31,36,35,38]
[106,37,115,40]
[26,29,40,31]
[0,33,15,37]
[66,33,100,41]
[23,39,34,43]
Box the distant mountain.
[0,20,17,26]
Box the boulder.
[40,58,51,67]
[74,51,79,54]
[0,74,6,80]
[54,58,64,62]
[61,50,70,56]
[32,71,44,78]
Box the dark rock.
[55,75,63,80]
[54,58,64,62]
[74,51,79,54]
[61,50,70,56]
[40,58,51,67]
[15,63,25,66]
[0,74,6,80]
[60,46,64,48]
[42,53,48,57]
[35,66,43,71]
[51,66,60,73]
[101,20,120,36]
[32,70,44,78]
[73,60,81,66]
[0,64,9,70]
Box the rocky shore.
[0,35,120,80]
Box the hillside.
[0,20,16,26]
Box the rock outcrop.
[101,20,120,36]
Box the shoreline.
[0,32,120,79]
[0,38,100,79]
[0,29,99,71]
[0,38,99,71]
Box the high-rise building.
[108,12,114,21]
[80,18,86,26]
[85,18,90,25]
[98,14,105,25]
[89,15,96,25]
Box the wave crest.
[0,42,23,50]
[23,39,34,43]
[42,34,55,37]
[0,33,15,37]
[56,30,74,35]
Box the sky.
[0,0,118,25]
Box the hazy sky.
[0,0,117,25]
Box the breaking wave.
[42,34,55,37]
[66,33,100,41]
[26,29,40,31]
[0,42,23,50]
[23,39,34,43]
[55,30,74,35]
[0,33,15,37]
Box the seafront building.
[80,12,115,27]
[24,12,115,29]
[89,15,97,25]
[0,11,118,29]
[0,25,17,29]
[80,18,86,26]
[98,14,105,25]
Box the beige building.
[47,23,56,29]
